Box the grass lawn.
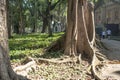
[9,32,64,62]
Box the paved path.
[102,39,120,60]
[100,39,120,79]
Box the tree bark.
[6,0,12,38]
[47,2,52,37]
[64,0,95,60]
[41,0,60,35]
[46,0,95,61]
[32,0,37,33]
[0,0,27,80]
[41,12,53,36]
[41,17,48,33]
[14,23,19,34]
[46,0,108,79]
[18,0,25,35]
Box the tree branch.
[50,0,61,10]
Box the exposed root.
[14,57,78,73]
[14,60,36,72]
[91,53,104,80]
[95,37,109,50]
[13,53,113,80]
[16,55,106,79]
[96,51,108,61]
[35,57,77,64]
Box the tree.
[18,0,25,34]
[47,0,95,60]
[39,0,61,36]
[65,0,95,59]
[0,0,27,80]
[52,0,67,32]
[7,0,65,35]
[46,0,107,79]
[6,0,12,38]
[32,0,38,33]
[46,0,102,79]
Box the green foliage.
[9,33,64,62]
[8,0,67,30]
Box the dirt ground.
[13,57,92,80]
[13,39,120,80]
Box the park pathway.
[102,39,120,60]
[99,39,120,79]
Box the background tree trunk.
[18,0,25,34]
[32,0,38,33]
[41,17,48,33]
[41,0,61,35]
[6,0,12,38]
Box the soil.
[13,57,92,80]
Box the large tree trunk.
[64,0,95,61]
[46,0,116,79]
[0,0,27,80]
[0,0,16,80]
[46,0,95,58]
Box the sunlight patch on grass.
[9,32,64,62]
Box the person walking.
[106,29,111,39]
[102,31,106,39]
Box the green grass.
[9,32,64,62]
